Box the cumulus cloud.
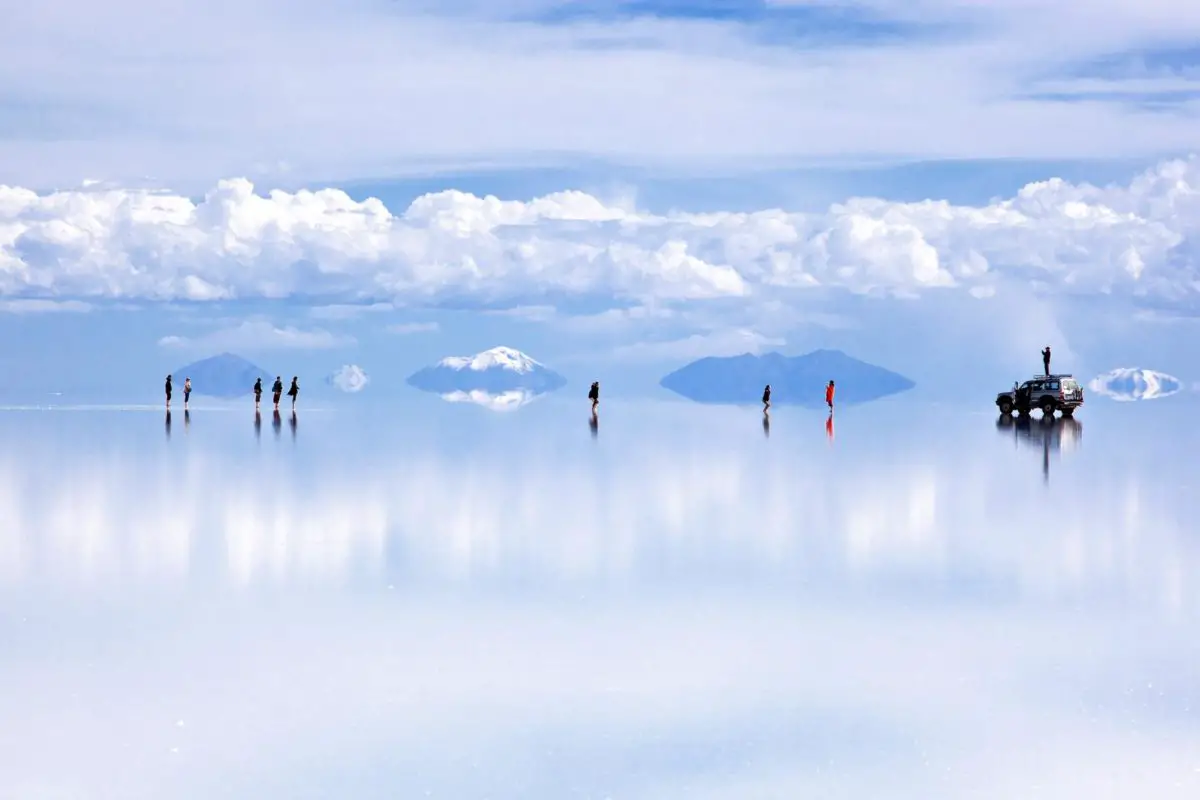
[158,320,353,351]
[5,158,1200,314]
[387,321,440,335]
[0,158,1200,311]
[1088,368,1183,401]
[328,364,369,393]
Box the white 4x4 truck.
[996,375,1084,418]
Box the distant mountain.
[171,353,272,398]
[440,389,545,412]
[660,350,915,406]
[407,347,567,395]
[1088,367,1181,401]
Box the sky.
[2,0,1200,400]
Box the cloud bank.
[3,158,1200,316]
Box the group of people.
[760,380,836,413]
[164,375,300,413]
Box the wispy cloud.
[158,320,353,351]
[386,321,440,334]
[3,0,1200,186]
[0,299,92,314]
[309,303,395,320]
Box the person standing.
[825,380,835,412]
[165,375,173,409]
[762,384,771,412]
[272,376,283,411]
[588,381,600,414]
[287,376,299,412]
[1041,346,1051,376]
[183,377,192,410]
[253,377,263,411]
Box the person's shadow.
[589,411,598,439]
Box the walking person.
[165,374,173,409]
[287,376,299,412]
[762,384,771,413]
[183,377,191,410]
[825,380,835,412]
[1041,345,1051,376]
[588,381,600,414]
[271,376,283,411]
[253,377,263,412]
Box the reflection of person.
[762,384,771,412]
[289,411,297,440]
[1042,346,1051,376]
[588,381,599,413]
[826,412,834,442]
[165,410,172,438]
[762,413,770,438]
[825,380,835,411]
[589,413,598,438]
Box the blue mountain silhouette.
[660,349,915,406]
[171,353,272,398]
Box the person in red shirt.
[825,380,835,411]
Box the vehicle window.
[1029,382,1043,391]
[1048,381,1059,390]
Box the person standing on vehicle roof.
[1042,346,1051,376]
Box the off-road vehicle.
[996,374,1083,417]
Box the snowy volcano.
[1088,368,1181,401]
[407,347,567,395]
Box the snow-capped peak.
[439,346,543,373]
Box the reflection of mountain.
[440,389,543,412]
[1088,368,1181,401]
[660,350,914,406]
[407,346,567,397]
[171,353,271,397]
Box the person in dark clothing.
[253,378,263,411]
[272,377,283,411]
[1041,346,1051,376]
[588,381,599,413]
[183,377,191,409]
[762,384,771,412]
[287,377,299,411]
[165,375,173,409]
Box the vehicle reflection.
[997,414,1082,483]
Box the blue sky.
[1,0,1200,401]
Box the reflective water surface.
[1,398,1197,799]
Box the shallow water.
[1,397,1197,799]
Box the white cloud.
[387,321,440,335]
[1088,368,1183,401]
[158,320,353,351]
[328,364,369,393]
[606,328,787,363]
[4,1,1200,186]
[308,303,395,320]
[5,158,1200,312]
[0,299,91,314]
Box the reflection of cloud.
[440,389,540,411]
[0,422,1194,615]
[327,364,369,393]
[1088,368,1182,401]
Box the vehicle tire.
[1040,400,1055,418]
[1061,407,1074,417]
[998,399,1013,415]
